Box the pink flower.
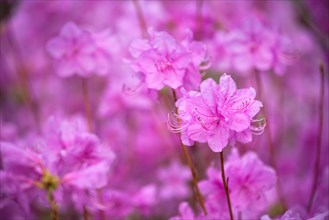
[132,184,158,215]
[214,19,295,75]
[0,116,115,211]
[225,150,277,213]
[169,74,263,152]
[46,22,112,77]
[199,149,277,217]
[128,29,208,90]
[157,160,191,200]
[170,202,196,220]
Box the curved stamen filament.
[194,107,220,131]
[122,82,143,96]
[167,112,188,133]
[194,107,213,118]
[250,118,266,135]
[230,99,252,112]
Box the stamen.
[167,112,188,133]
[250,118,266,135]
[122,82,143,96]
[230,98,252,112]
[194,108,220,131]
[194,107,213,117]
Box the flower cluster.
[0,116,115,217]
[169,74,264,152]
[47,22,114,77]
[0,1,328,220]
[128,29,209,90]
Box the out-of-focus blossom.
[169,74,263,152]
[169,202,196,220]
[157,160,191,200]
[128,29,209,90]
[132,184,158,215]
[98,77,156,117]
[0,1,328,219]
[46,22,113,77]
[199,149,276,218]
[261,209,302,220]
[0,116,115,213]
[213,19,295,75]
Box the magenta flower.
[225,150,277,213]
[213,19,295,75]
[169,74,264,152]
[128,29,208,90]
[0,116,115,212]
[199,149,277,217]
[46,22,112,77]
[157,160,191,200]
[170,202,196,220]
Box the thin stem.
[81,79,106,219]
[132,0,148,38]
[172,90,208,216]
[97,189,106,220]
[83,206,89,220]
[293,1,329,53]
[195,0,204,40]
[182,143,208,215]
[307,63,325,212]
[220,151,234,220]
[81,78,93,132]
[254,71,287,211]
[48,192,59,220]
[5,24,41,132]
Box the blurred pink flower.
[170,202,196,220]
[157,160,191,200]
[128,29,208,90]
[225,150,277,213]
[199,149,277,217]
[214,19,295,75]
[169,74,263,152]
[0,116,115,211]
[46,22,112,77]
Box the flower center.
[38,170,60,193]
[155,57,174,73]
[194,108,227,131]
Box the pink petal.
[254,46,273,71]
[200,78,218,107]
[62,162,110,189]
[60,22,83,40]
[230,113,250,132]
[206,126,229,152]
[173,51,191,69]
[233,53,253,73]
[163,69,184,89]
[145,72,165,90]
[219,74,237,98]
[46,38,67,59]
[235,129,252,143]
[129,39,151,58]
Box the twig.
[307,63,325,212]
[220,151,234,220]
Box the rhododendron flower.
[46,22,112,77]
[157,160,191,200]
[1,1,328,219]
[261,209,302,220]
[169,74,264,152]
[128,29,209,90]
[170,202,196,220]
[199,149,277,217]
[214,19,295,75]
[0,116,115,211]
